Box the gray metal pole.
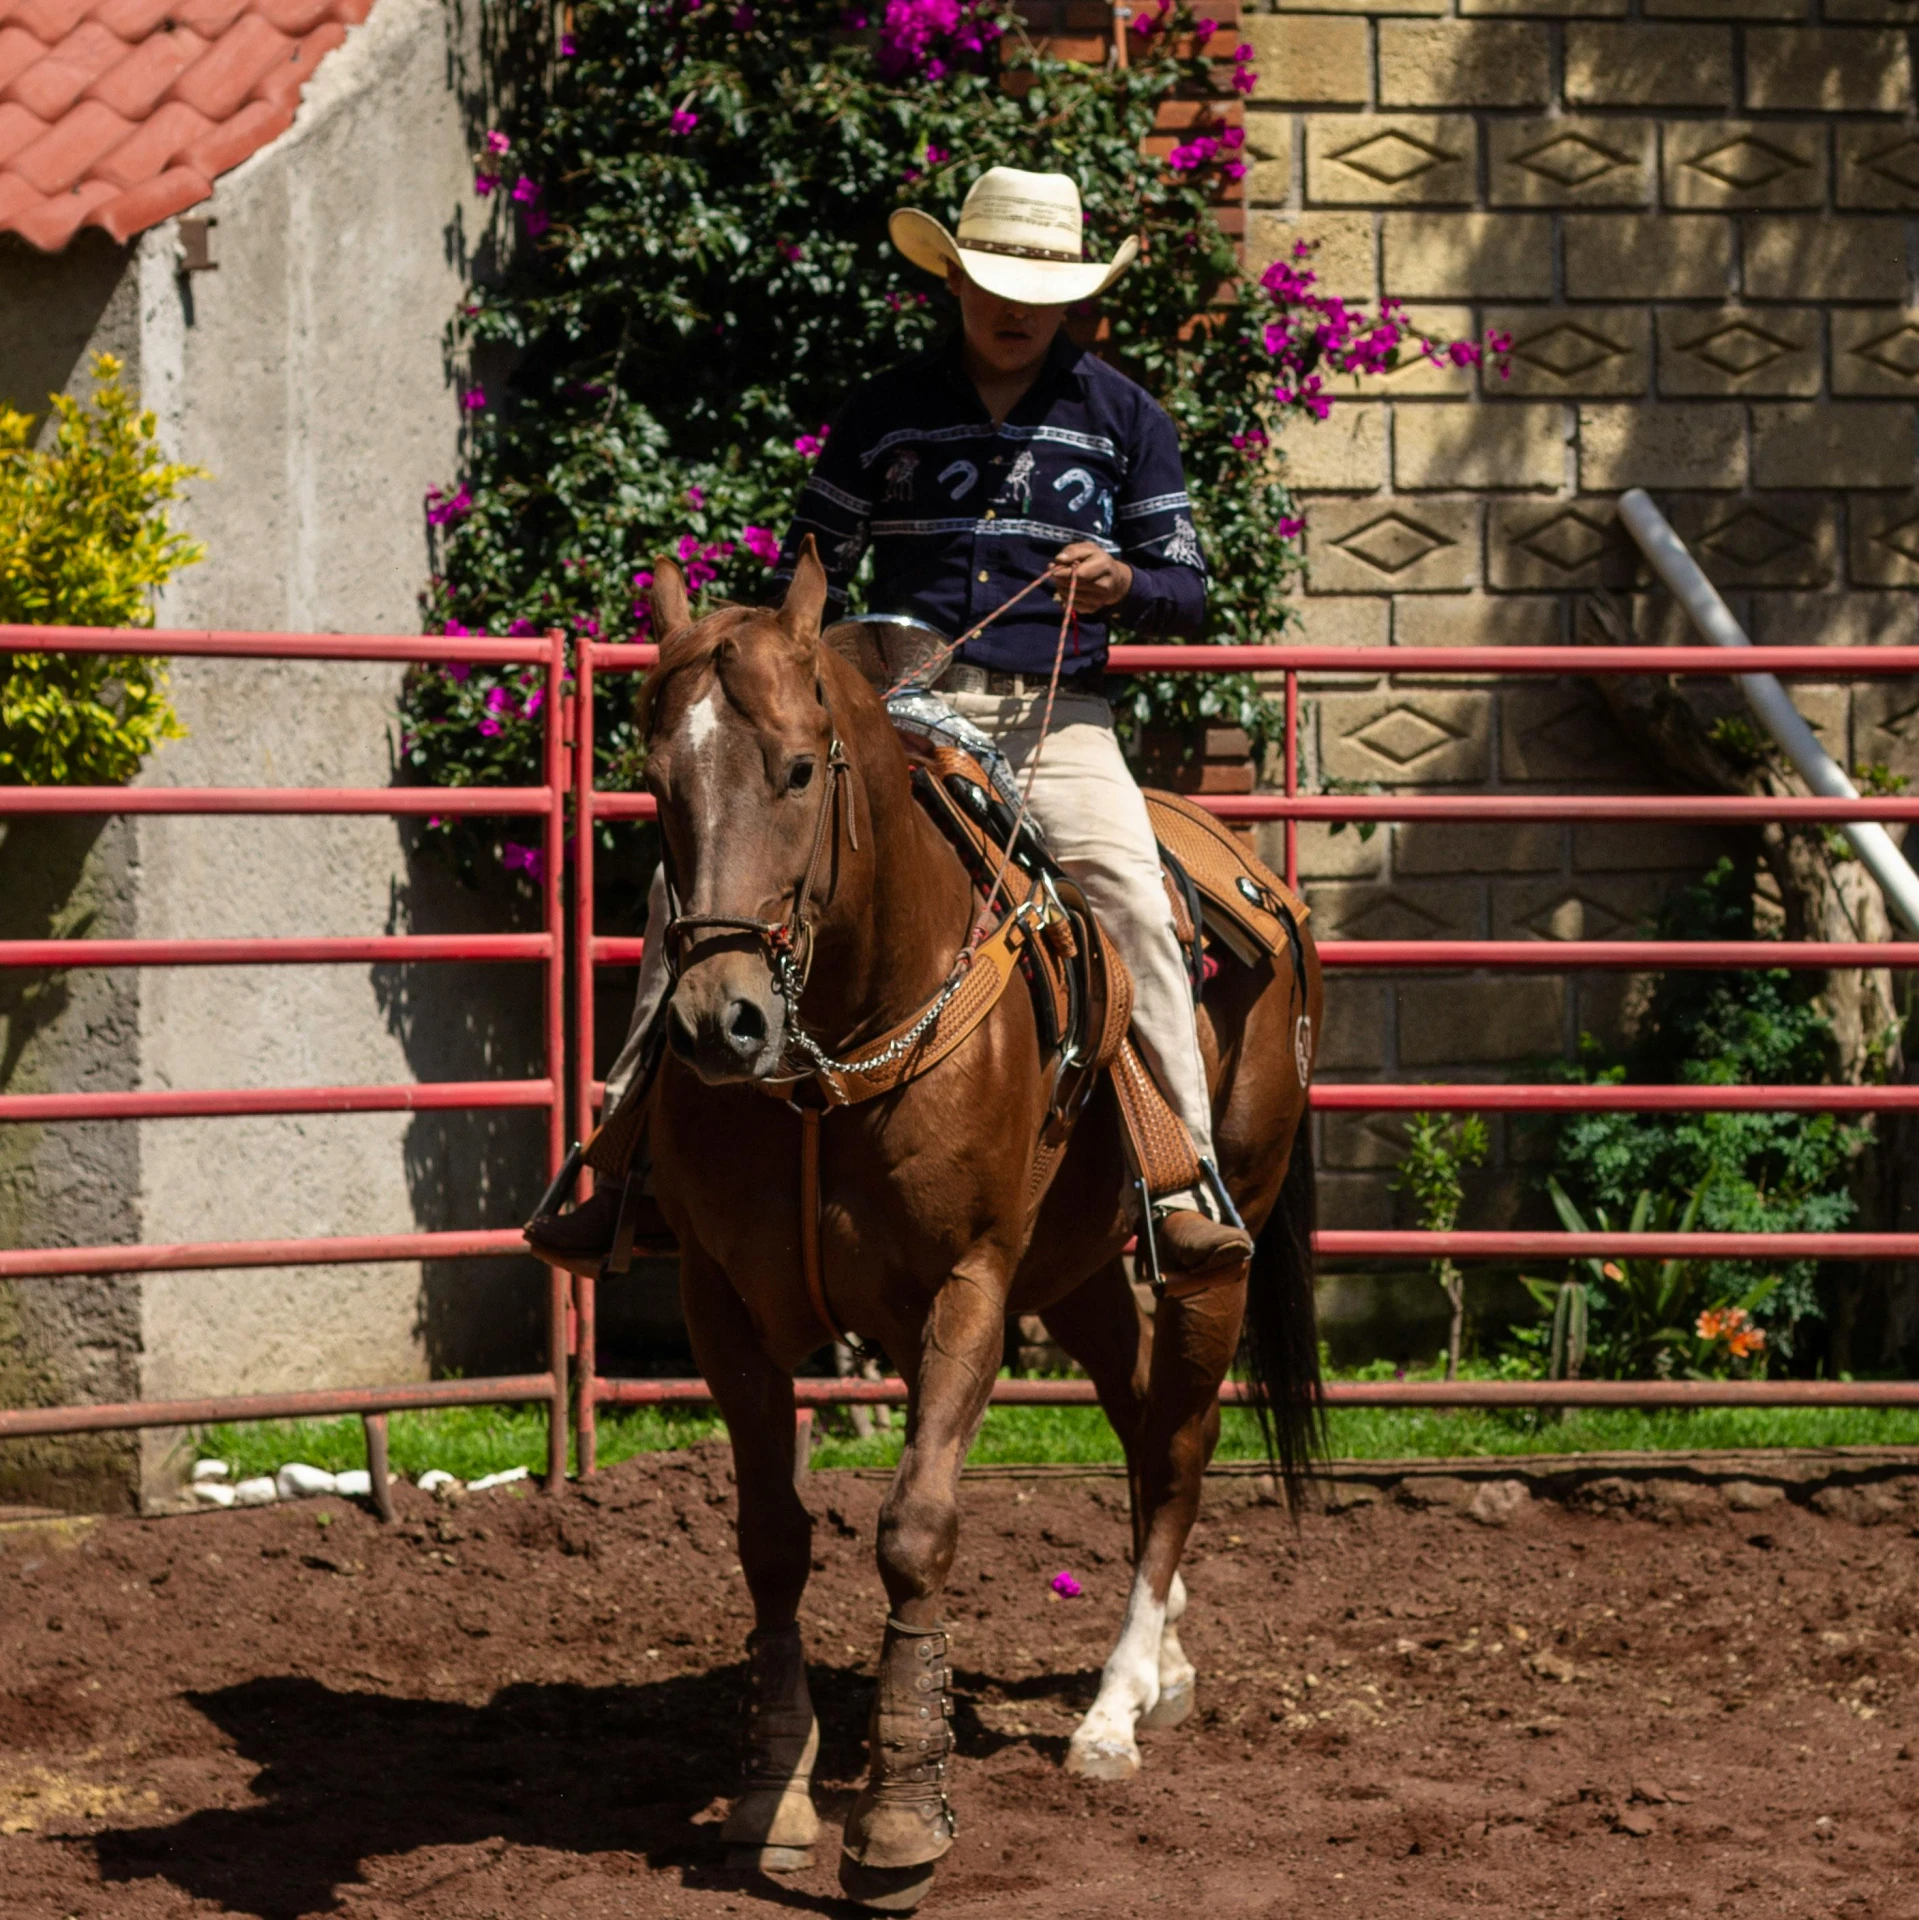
[1617,487,1919,933]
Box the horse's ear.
[779,535,829,656]
[650,556,691,638]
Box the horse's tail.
[1239,1129,1325,1511]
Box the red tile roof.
[0,0,370,251]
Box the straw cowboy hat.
[889,166,1139,308]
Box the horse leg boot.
[841,1265,1007,1912]
[678,1248,821,1872]
[1067,1269,1247,1780]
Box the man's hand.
[1050,541,1132,614]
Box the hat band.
[956,235,1085,264]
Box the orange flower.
[1697,1309,1727,1340]
[1728,1326,1767,1359]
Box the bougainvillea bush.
[403,0,1487,889]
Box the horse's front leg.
[679,1244,821,1873]
[840,1254,1007,1912]
[1067,1273,1247,1781]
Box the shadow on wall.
[375,849,548,1380]
[0,818,145,1507]
[0,233,131,429]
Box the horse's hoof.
[1065,1729,1142,1781]
[838,1856,940,1912]
[1139,1679,1195,1730]
[727,1843,814,1873]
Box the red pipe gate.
[6,621,1919,1489]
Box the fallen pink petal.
[1050,1571,1083,1599]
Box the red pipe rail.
[570,632,1919,1470]
[595,1374,1919,1412]
[9,624,1919,1485]
[0,624,572,1486]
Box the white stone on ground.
[276,1463,339,1499]
[416,1469,461,1493]
[333,1469,373,1497]
[190,1481,237,1507]
[232,1476,278,1506]
[468,1467,529,1492]
[191,1460,230,1483]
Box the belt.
[939,664,1105,698]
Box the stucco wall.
[0,0,545,1509]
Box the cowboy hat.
[889,166,1139,308]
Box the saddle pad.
[1144,788,1310,970]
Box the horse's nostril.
[724,998,768,1054]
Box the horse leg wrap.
[838,1617,956,1907]
[721,1623,821,1871]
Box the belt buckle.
[942,664,988,695]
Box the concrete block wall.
[1230,0,1919,1232]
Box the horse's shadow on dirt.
[91,1662,1091,1919]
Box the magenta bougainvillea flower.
[741,525,780,565]
[1050,1571,1083,1599]
[670,106,700,135]
[794,424,831,458]
[502,842,545,882]
[463,388,487,412]
[426,485,472,525]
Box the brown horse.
[636,539,1321,1910]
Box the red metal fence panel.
[7,622,1919,1487]
[0,625,573,1485]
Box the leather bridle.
[659,681,854,1013]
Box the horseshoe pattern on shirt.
[938,459,978,502]
[1053,466,1098,513]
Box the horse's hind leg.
[679,1245,820,1872]
[1041,1262,1199,1740]
[1065,1273,1247,1781]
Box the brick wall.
[1229,4,1919,1232]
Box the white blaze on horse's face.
[645,620,832,1088]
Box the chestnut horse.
[637,540,1321,1911]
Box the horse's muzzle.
[667,961,788,1085]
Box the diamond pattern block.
[0,0,370,250]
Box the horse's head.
[639,537,844,1086]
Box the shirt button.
[977,570,989,582]
[984,509,996,520]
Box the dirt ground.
[3,1444,1918,1920]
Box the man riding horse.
[530,166,1251,1281]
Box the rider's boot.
[723,1622,822,1872]
[839,1616,956,1912]
[1154,1207,1253,1282]
[524,1176,671,1276]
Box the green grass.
[196,1393,1919,1485]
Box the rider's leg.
[526,867,672,1270]
[945,690,1243,1271]
[604,864,673,1112]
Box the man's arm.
[1108,400,1207,640]
[772,404,873,610]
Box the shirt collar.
[938,329,1089,422]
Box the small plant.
[1524,1177,1778,1380]
[1390,1111,1488,1380]
[1545,856,1866,1360]
[0,354,202,784]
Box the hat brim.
[889,207,1138,307]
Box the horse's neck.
[804,688,973,1045]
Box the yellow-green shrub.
[0,354,203,784]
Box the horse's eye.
[787,760,815,793]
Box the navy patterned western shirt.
[773,334,1207,676]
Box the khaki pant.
[605,691,1217,1204]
